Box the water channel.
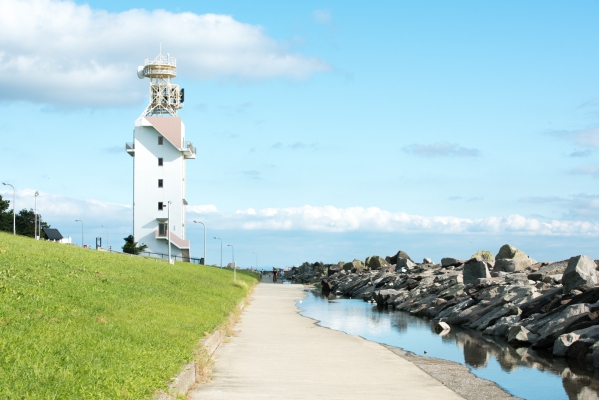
[297,290,599,400]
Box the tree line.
[0,195,50,238]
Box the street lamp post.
[227,244,236,281]
[167,201,173,264]
[194,221,206,265]
[34,191,39,239]
[214,237,222,268]
[75,219,83,247]
[2,183,15,235]
[252,251,258,270]
[37,210,41,239]
[102,224,108,249]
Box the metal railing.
[104,248,202,264]
[138,250,201,264]
[185,142,196,154]
[145,54,176,67]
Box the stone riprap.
[284,245,599,369]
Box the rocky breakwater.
[306,245,599,370]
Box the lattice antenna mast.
[137,50,184,117]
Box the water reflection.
[298,291,599,400]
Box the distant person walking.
[272,267,278,283]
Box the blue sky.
[1,0,599,267]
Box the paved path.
[190,282,464,399]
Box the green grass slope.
[0,232,258,399]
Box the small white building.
[126,52,196,261]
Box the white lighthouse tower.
[126,51,196,261]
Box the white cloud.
[0,188,130,222]
[402,142,480,157]
[189,204,599,236]
[4,188,599,238]
[0,0,331,107]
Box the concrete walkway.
[190,282,464,399]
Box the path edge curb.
[154,290,251,399]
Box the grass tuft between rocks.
[0,232,258,399]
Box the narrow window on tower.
[158,179,163,188]
[158,136,163,145]
[158,202,164,211]
[158,157,163,166]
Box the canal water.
[297,290,599,400]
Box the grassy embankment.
[0,232,258,399]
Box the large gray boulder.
[566,338,595,359]
[327,264,343,276]
[553,333,580,357]
[343,259,365,272]
[488,315,520,337]
[493,257,535,272]
[433,321,451,334]
[471,250,495,266]
[367,256,390,270]
[530,303,591,348]
[562,255,598,294]
[496,244,527,260]
[507,326,538,346]
[441,257,466,267]
[387,250,413,264]
[396,258,416,271]
[538,260,569,276]
[463,258,491,284]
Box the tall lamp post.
[227,244,236,281]
[75,219,83,247]
[34,191,39,239]
[252,251,258,270]
[2,183,15,235]
[37,210,41,239]
[214,237,222,268]
[194,221,206,265]
[102,224,108,249]
[167,201,173,264]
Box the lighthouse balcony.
[155,229,190,249]
[126,142,135,157]
[182,141,196,159]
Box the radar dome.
[137,66,145,79]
